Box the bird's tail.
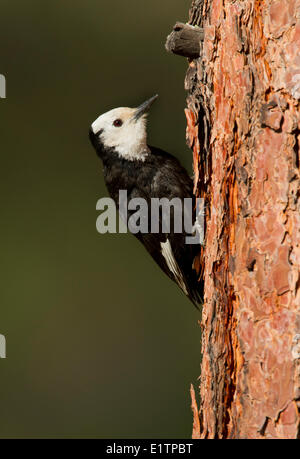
[187,282,204,310]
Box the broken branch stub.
[165,22,204,59]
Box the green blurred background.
[0,0,201,438]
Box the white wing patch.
[160,239,188,295]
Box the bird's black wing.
[128,148,202,307]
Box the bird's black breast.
[102,145,193,203]
[102,153,153,202]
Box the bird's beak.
[133,94,158,121]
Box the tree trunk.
[182,0,300,439]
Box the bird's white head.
[90,95,158,161]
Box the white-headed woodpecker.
[89,95,203,308]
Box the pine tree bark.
[183,0,300,439]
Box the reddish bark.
[185,0,300,439]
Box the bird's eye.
[113,119,123,127]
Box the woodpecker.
[89,95,203,308]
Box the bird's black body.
[89,96,203,308]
